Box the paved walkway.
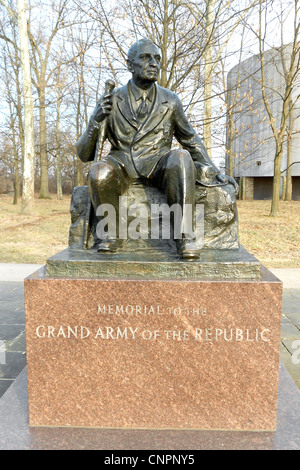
[0,264,299,397]
[0,263,43,282]
[272,269,300,389]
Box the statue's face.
[128,43,161,85]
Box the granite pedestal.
[24,254,282,431]
[1,364,300,449]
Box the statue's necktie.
[137,93,148,121]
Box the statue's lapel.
[116,83,170,138]
[116,84,139,130]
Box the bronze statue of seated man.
[76,38,237,260]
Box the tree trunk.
[13,175,19,205]
[226,108,234,177]
[12,122,19,204]
[75,87,84,187]
[17,0,35,215]
[281,176,286,201]
[76,159,84,187]
[240,177,246,200]
[17,106,25,172]
[285,98,294,201]
[13,24,25,173]
[270,145,283,216]
[16,78,25,172]
[159,0,169,88]
[5,62,20,205]
[38,83,50,198]
[56,153,63,199]
[203,0,215,158]
[56,93,63,200]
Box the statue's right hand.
[93,93,113,123]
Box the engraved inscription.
[35,325,271,342]
[97,304,207,316]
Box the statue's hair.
[127,38,159,62]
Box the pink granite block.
[24,267,282,430]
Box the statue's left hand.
[216,173,239,195]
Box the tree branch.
[0,0,17,22]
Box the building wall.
[292,177,300,200]
[237,176,300,200]
[226,46,300,180]
[253,177,273,200]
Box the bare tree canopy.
[0,0,298,214]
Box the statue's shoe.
[176,239,200,261]
[97,239,123,253]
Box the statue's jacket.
[77,82,218,179]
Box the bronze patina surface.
[75,38,239,260]
[46,245,261,280]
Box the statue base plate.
[46,245,261,280]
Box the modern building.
[226,45,300,200]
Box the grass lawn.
[237,200,300,268]
[0,194,299,267]
[0,195,71,264]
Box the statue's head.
[127,38,161,85]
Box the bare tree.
[0,0,36,214]
[88,0,208,91]
[258,0,300,215]
[2,52,20,203]
[27,0,75,198]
